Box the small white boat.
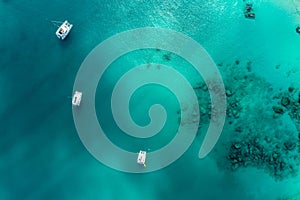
[72,91,82,106]
[56,20,73,40]
[137,150,147,167]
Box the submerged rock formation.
[209,59,300,181]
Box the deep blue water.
[1,0,300,199]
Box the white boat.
[137,150,147,167]
[56,20,73,40]
[72,91,82,106]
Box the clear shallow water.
[1,0,300,199]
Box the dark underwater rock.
[288,86,294,92]
[284,141,296,151]
[235,126,243,133]
[226,89,233,97]
[232,110,240,118]
[163,54,171,61]
[246,61,252,72]
[281,96,290,107]
[273,106,284,114]
[233,143,242,149]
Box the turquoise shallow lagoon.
[1,0,300,199]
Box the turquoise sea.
[1,0,300,199]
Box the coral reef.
[228,132,299,181]
[244,3,256,19]
[206,59,300,181]
[272,86,300,130]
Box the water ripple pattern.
[72,27,226,173]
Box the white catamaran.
[72,91,82,106]
[137,150,147,167]
[55,20,73,40]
